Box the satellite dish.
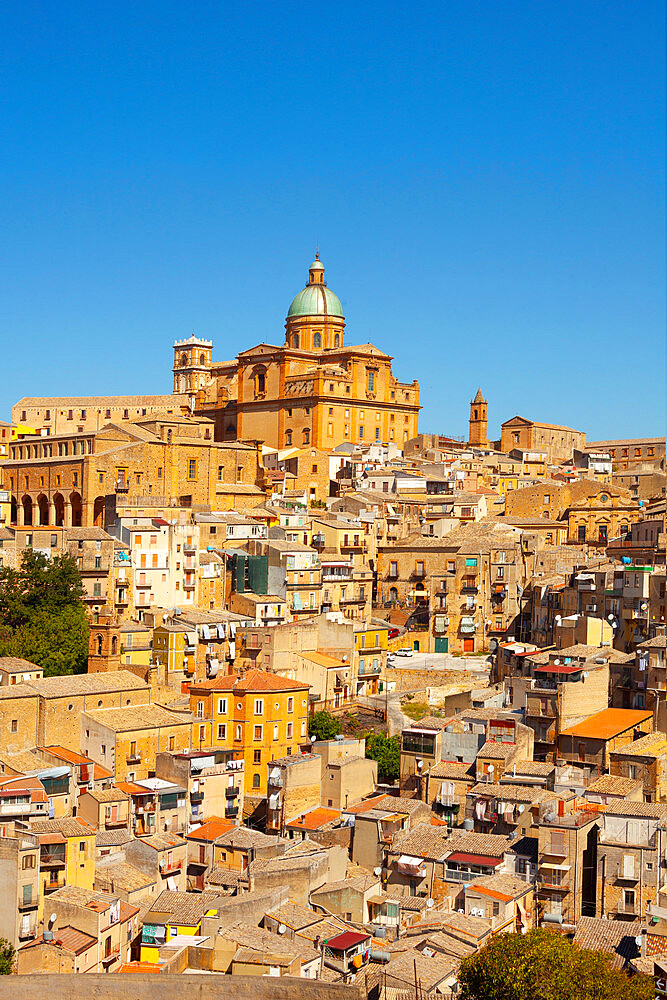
[426,899,434,908]
[310,735,316,743]
[278,924,287,934]
[49,913,57,926]
[554,659,561,665]
[373,867,382,876]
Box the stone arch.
[93,496,105,528]
[334,333,340,348]
[95,634,103,655]
[36,493,49,526]
[313,331,321,349]
[21,494,33,526]
[53,492,65,527]
[199,353,206,365]
[389,586,398,603]
[69,491,82,527]
[111,635,118,655]
[180,353,187,367]
[10,496,17,525]
[293,334,299,349]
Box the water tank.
[370,949,391,964]
[42,930,53,942]
[445,726,453,733]
[463,818,474,831]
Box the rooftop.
[559,708,653,741]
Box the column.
[17,502,24,527]
[49,501,56,525]
[64,502,72,527]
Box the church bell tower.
[468,388,488,447]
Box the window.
[188,459,197,480]
[22,855,35,870]
[196,701,204,719]
[389,561,398,578]
[303,429,310,444]
[367,371,375,392]
[157,466,163,479]
[253,749,261,764]
[254,725,263,740]
[273,724,279,740]
[217,697,227,715]
[254,698,264,715]
[10,719,17,733]
[285,431,292,445]
[287,696,294,713]
[313,332,321,349]
[235,725,242,741]
[217,723,227,740]
[252,773,261,789]
[359,426,364,439]
[169,736,175,751]
[286,722,293,739]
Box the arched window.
[96,635,103,655]
[111,636,118,655]
[303,429,310,444]
[293,334,299,349]
[252,773,261,789]
[180,353,187,367]
[313,332,321,349]
[334,334,340,348]
[474,409,478,419]
[389,587,398,603]
[235,725,242,741]
[285,430,292,446]
[199,353,206,365]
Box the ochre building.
[188,254,421,449]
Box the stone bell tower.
[88,610,121,673]
[468,388,488,447]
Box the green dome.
[287,283,344,319]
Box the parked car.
[395,648,413,657]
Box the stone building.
[187,254,421,449]
[504,479,640,546]
[468,388,488,448]
[500,416,586,463]
[2,417,265,529]
[11,394,190,437]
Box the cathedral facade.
[175,255,421,449]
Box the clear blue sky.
[1,1,664,441]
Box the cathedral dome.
[287,284,344,318]
[287,255,344,318]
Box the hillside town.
[0,255,664,996]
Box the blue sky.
[0,1,663,440]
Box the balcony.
[184,542,196,554]
[190,789,204,802]
[225,786,240,799]
[617,900,638,916]
[126,752,142,764]
[359,663,381,676]
[102,947,121,965]
[340,595,365,605]
[159,858,183,874]
[40,850,66,868]
[44,876,66,893]
[225,805,239,818]
[183,580,196,591]
[115,592,129,606]
[18,895,37,911]
[461,585,479,595]
[135,801,156,814]
[115,481,129,494]
[135,580,151,589]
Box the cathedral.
[174,254,421,449]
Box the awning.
[397,854,425,876]
[208,659,219,677]
[447,852,502,866]
[166,876,178,890]
[493,585,506,595]
[268,793,280,809]
[539,863,571,871]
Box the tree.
[0,550,89,675]
[457,928,654,1000]
[0,937,14,974]
[308,711,342,741]
[365,732,400,783]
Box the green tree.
[365,732,400,782]
[457,928,654,1000]
[0,937,14,974]
[308,711,342,741]
[0,550,89,675]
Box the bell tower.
[88,610,121,673]
[468,388,488,447]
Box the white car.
[395,648,413,657]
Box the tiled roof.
[27,670,148,697]
[95,861,155,892]
[84,786,129,803]
[53,926,97,955]
[429,762,476,780]
[586,775,641,796]
[573,916,641,969]
[507,760,555,776]
[470,782,548,803]
[602,801,667,819]
[477,741,519,759]
[146,889,222,926]
[446,831,511,858]
[611,732,667,757]
[0,656,41,673]
[467,873,532,900]
[83,704,192,732]
[95,829,133,848]
[31,818,92,839]
[140,832,187,851]
[189,669,310,693]
[214,827,282,849]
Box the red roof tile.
[189,669,310,694]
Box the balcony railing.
[225,786,239,798]
[159,858,183,874]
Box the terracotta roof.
[429,761,476,780]
[611,732,667,757]
[27,670,148,697]
[84,786,129,803]
[560,708,653,741]
[145,889,221,926]
[118,962,163,974]
[95,861,155,892]
[467,873,532,901]
[31,818,92,838]
[189,668,310,694]
[0,656,41,673]
[286,807,340,830]
[83,704,191,732]
[185,817,235,842]
[52,926,97,955]
[325,930,370,950]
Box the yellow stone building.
[189,254,421,449]
[188,669,310,799]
